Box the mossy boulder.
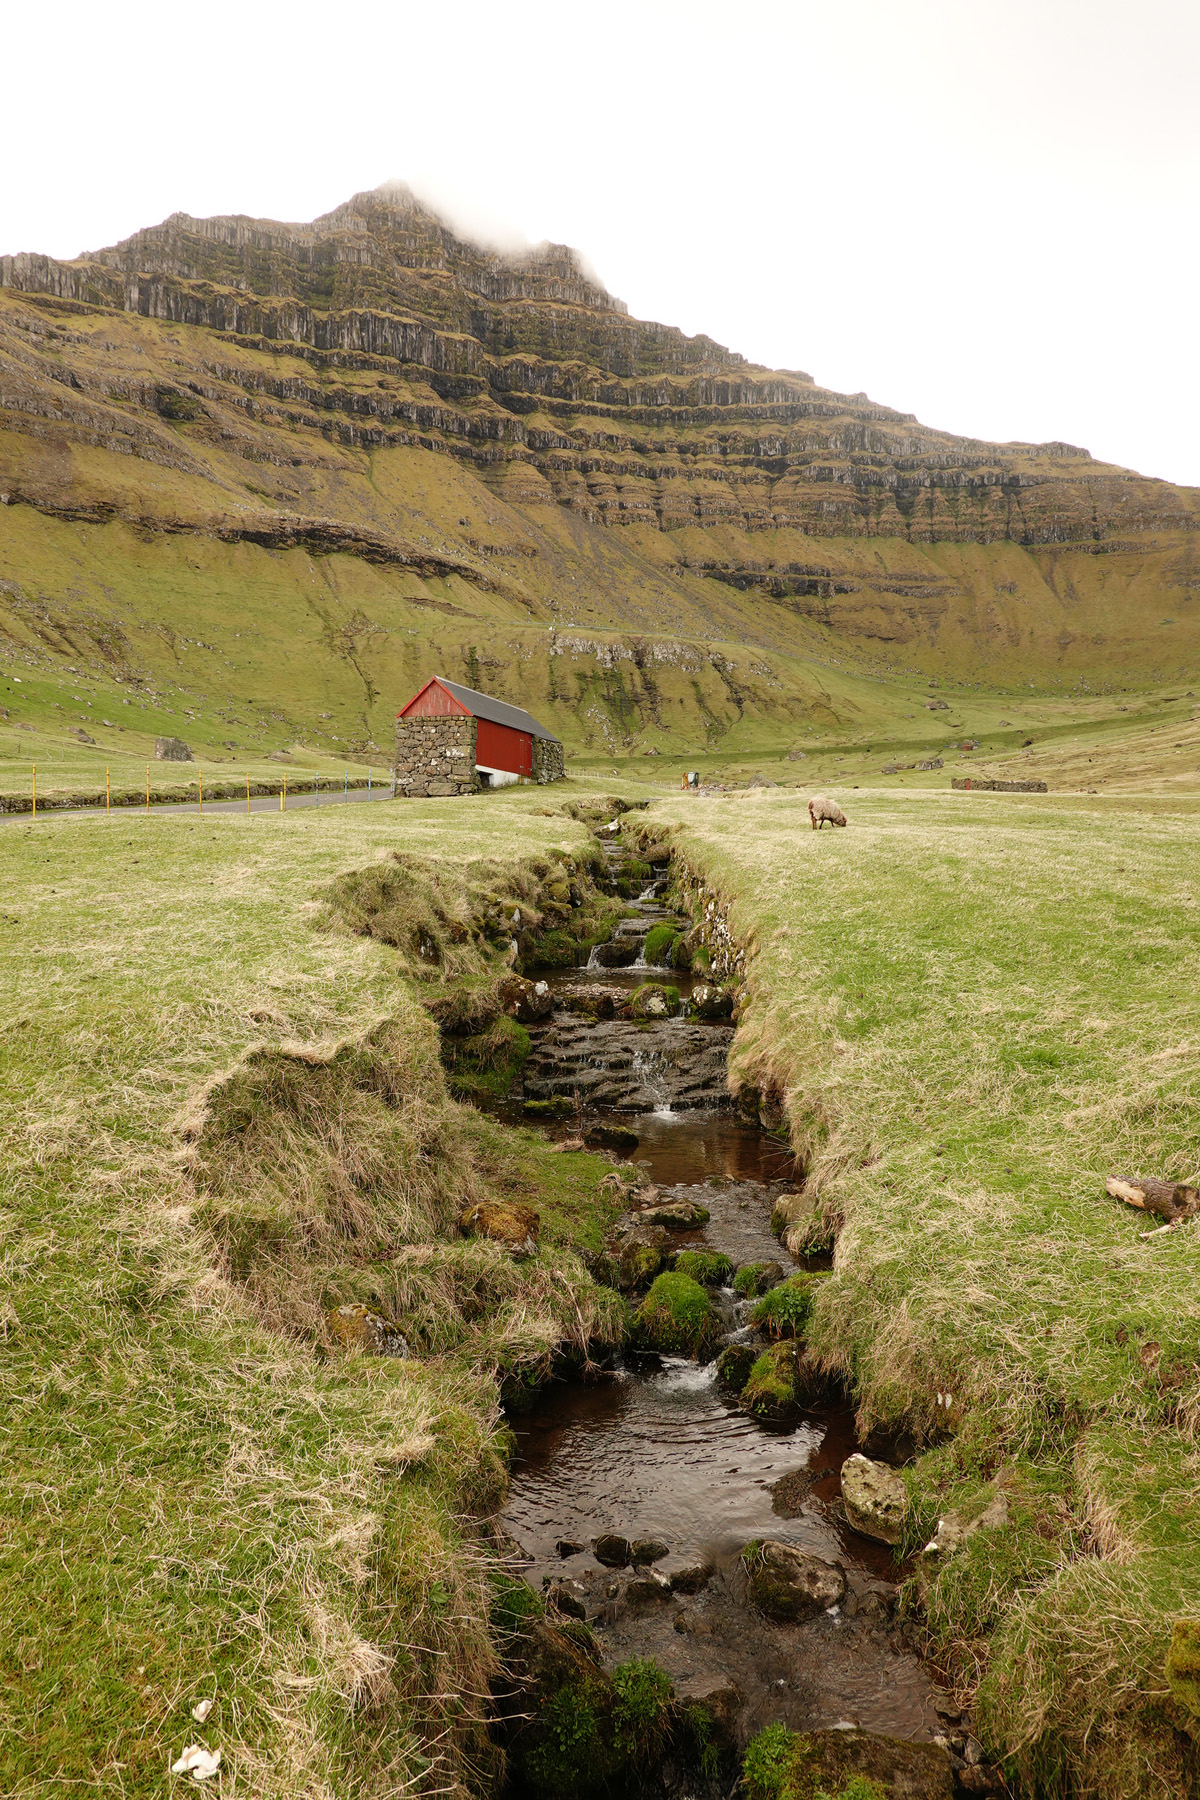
[691,982,734,1020]
[716,1342,758,1393]
[742,1540,846,1621]
[741,1724,953,1800]
[633,1272,722,1357]
[1167,1619,1200,1720]
[325,1302,410,1357]
[629,981,680,1020]
[639,1195,710,1229]
[734,1259,785,1298]
[741,1341,801,1422]
[585,1122,641,1152]
[643,923,684,967]
[614,1224,669,1291]
[459,1200,540,1258]
[673,1249,734,1286]
[498,973,554,1023]
[504,1637,676,1800]
[752,1272,824,1340]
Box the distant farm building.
[394,676,565,797]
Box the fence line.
[4,763,391,820]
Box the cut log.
[1106,1174,1200,1223]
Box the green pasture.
[0,782,623,1796]
[657,785,1200,1796]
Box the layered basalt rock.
[4,184,1196,558]
[2,182,1199,694]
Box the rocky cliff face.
[1,183,1198,698]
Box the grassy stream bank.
[632,789,1200,1799]
[0,785,645,1797]
[6,775,1199,1798]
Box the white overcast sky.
[5,0,1198,484]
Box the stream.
[494,851,946,1756]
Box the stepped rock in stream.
[522,1012,732,1111]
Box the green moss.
[673,1249,734,1286]
[716,1342,758,1392]
[734,1260,782,1298]
[742,1342,799,1420]
[520,1653,674,1799]
[679,1700,723,1781]
[1166,1619,1200,1718]
[643,923,682,966]
[633,1272,722,1356]
[742,1727,900,1800]
[523,1673,611,1798]
[629,980,681,1019]
[442,1014,531,1101]
[752,1273,824,1340]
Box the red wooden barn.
[396,676,563,788]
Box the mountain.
[1,184,1197,761]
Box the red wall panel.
[476,718,532,776]
[399,680,470,719]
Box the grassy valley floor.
[0,782,629,1797]
[6,770,1200,1798]
[643,785,1200,1797]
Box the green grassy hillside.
[1,186,1198,786]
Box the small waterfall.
[632,1047,673,1115]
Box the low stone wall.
[532,737,565,783]
[394,715,480,797]
[951,777,1048,793]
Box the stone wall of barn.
[393,715,481,797]
[532,737,565,783]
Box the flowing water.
[495,855,945,1750]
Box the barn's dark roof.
[421,676,561,742]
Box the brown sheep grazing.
[808,794,847,830]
